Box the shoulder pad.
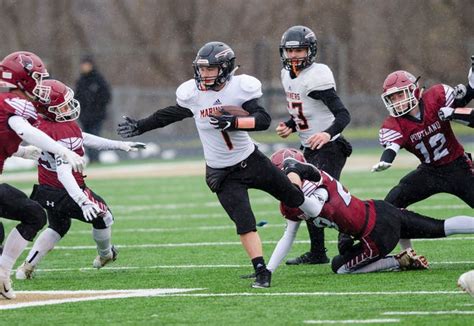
[305,63,336,92]
[176,79,198,107]
[238,74,262,94]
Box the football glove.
[57,147,85,173]
[438,107,455,121]
[117,116,141,138]
[79,199,102,221]
[371,161,392,172]
[119,142,147,152]
[209,114,236,131]
[14,145,42,160]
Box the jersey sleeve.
[306,64,336,93]
[441,84,455,108]
[4,97,37,122]
[176,79,198,109]
[379,119,405,148]
[237,74,263,102]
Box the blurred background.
[1,0,473,163]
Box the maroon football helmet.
[0,51,51,102]
[270,148,306,169]
[35,80,80,122]
[381,70,420,117]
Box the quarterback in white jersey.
[118,41,327,289]
[276,26,353,266]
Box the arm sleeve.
[284,117,297,132]
[267,220,301,273]
[137,105,194,133]
[8,116,67,156]
[308,88,351,137]
[239,98,271,131]
[55,155,87,205]
[451,107,474,127]
[82,132,123,150]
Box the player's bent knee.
[331,255,346,273]
[384,185,405,207]
[16,200,47,241]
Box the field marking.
[153,291,463,298]
[304,319,400,324]
[0,288,203,310]
[45,236,474,251]
[382,310,474,316]
[24,261,474,274]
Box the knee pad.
[48,214,72,238]
[16,200,47,241]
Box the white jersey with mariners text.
[176,75,262,168]
[281,63,337,147]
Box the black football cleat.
[286,251,330,265]
[282,158,321,182]
[251,268,271,288]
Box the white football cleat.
[395,248,429,271]
[93,246,118,269]
[0,268,15,300]
[16,261,36,280]
[458,270,474,297]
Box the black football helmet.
[193,42,236,91]
[279,25,318,71]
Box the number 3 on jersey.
[289,102,309,130]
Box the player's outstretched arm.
[8,116,85,173]
[118,106,194,138]
[438,107,474,127]
[82,132,146,152]
[371,144,399,172]
[267,219,301,273]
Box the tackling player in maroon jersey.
[372,59,474,250]
[0,51,87,300]
[268,149,474,275]
[14,79,145,281]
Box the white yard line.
[153,291,463,297]
[304,319,400,324]
[382,310,474,316]
[0,288,203,310]
[19,260,474,274]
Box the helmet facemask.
[280,44,316,73]
[47,87,80,122]
[30,70,51,103]
[381,84,419,117]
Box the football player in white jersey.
[276,26,353,265]
[118,41,326,288]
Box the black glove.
[117,116,141,138]
[337,233,354,255]
[209,114,237,131]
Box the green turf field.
[2,166,474,325]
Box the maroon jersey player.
[372,65,474,250]
[267,149,474,275]
[15,79,144,281]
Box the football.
[213,105,249,117]
[457,270,474,297]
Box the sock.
[93,227,112,257]
[251,256,266,272]
[0,228,28,273]
[399,239,413,250]
[444,216,474,236]
[26,228,62,266]
[338,256,400,274]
